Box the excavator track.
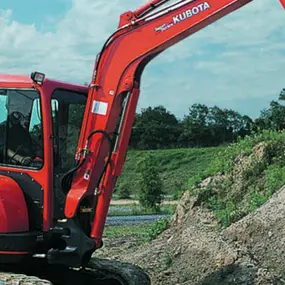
[0,258,151,285]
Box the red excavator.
[0,0,285,282]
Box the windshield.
[51,89,87,173]
[0,89,44,169]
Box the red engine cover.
[0,175,29,233]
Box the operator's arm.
[6,149,32,166]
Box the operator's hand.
[21,156,33,166]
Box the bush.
[116,182,132,199]
[138,154,164,212]
[188,129,285,189]
[146,217,170,241]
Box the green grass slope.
[114,146,226,200]
[189,130,285,227]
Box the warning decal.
[92,100,108,115]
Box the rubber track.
[0,258,151,285]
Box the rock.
[199,177,212,188]
[171,191,195,225]
[0,273,52,285]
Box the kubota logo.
[155,2,211,33]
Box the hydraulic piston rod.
[134,0,171,17]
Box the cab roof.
[0,74,33,84]
[0,73,89,94]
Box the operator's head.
[9,111,23,127]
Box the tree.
[279,88,285,101]
[179,104,252,147]
[178,103,210,147]
[138,154,164,212]
[129,105,182,150]
[253,89,285,132]
[116,181,132,199]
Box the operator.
[6,111,43,166]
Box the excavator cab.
[0,72,93,265]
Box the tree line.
[129,89,285,150]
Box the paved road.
[106,214,169,226]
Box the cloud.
[0,0,285,119]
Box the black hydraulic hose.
[87,130,113,190]
[61,150,86,193]
[92,17,138,83]
[92,27,126,82]
[61,130,113,194]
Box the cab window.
[0,89,44,169]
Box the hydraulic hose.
[61,130,113,194]
[61,150,86,193]
[86,130,114,190]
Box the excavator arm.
[64,0,285,248]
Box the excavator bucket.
[280,0,285,9]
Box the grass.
[104,217,170,242]
[189,129,285,187]
[115,146,226,200]
[190,130,285,228]
[103,224,154,241]
[109,130,285,239]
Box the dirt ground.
[95,186,285,285]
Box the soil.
[95,187,285,284]
[94,144,285,284]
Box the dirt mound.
[96,143,285,284]
[224,184,285,279]
[110,188,284,284]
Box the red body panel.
[0,74,88,232]
[0,175,29,233]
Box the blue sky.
[0,0,71,32]
[0,0,285,120]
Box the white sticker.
[92,100,108,115]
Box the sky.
[0,0,285,120]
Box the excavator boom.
[63,0,285,252]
